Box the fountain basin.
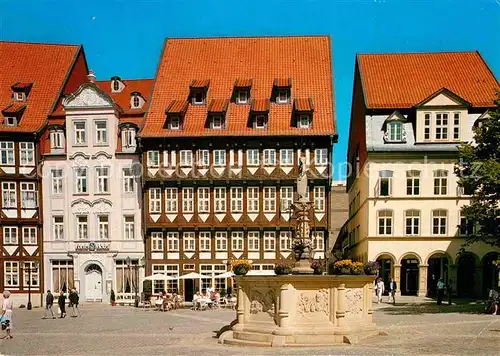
[219,275,379,347]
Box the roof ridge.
[357,50,479,56]
[165,35,329,41]
[0,40,80,47]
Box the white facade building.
[42,79,149,303]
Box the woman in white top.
[376,278,385,304]
[1,290,13,339]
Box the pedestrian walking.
[42,290,56,319]
[376,278,385,304]
[1,290,13,339]
[446,280,453,306]
[436,278,445,305]
[58,291,66,318]
[389,278,397,305]
[69,289,81,317]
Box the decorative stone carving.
[297,157,308,202]
[249,290,275,318]
[344,288,363,319]
[63,85,113,108]
[297,289,329,317]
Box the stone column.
[474,265,483,298]
[335,283,346,327]
[393,264,401,296]
[236,284,245,324]
[448,264,457,296]
[366,281,374,323]
[418,264,429,297]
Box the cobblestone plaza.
[1,298,499,355]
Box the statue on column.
[297,157,308,202]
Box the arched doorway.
[482,252,499,297]
[427,252,450,298]
[85,263,103,301]
[376,253,395,295]
[457,253,476,297]
[401,255,419,296]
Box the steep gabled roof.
[0,41,82,133]
[141,36,336,137]
[357,51,499,109]
[95,79,153,115]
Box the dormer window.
[189,80,210,105]
[49,129,65,152]
[170,116,180,130]
[207,99,229,130]
[111,76,124,93]
[249,99,270,129]
[233,78,253,104]
[236,90,249,104]
[211,116,224,129]
[193,91,205,105]
[387,122,402,141]
[383,111,407,143]
[11,82,33,102]
[165,100,188,131]
[130,92,144,109]
[2,103,26,127]
[113,81,119,91]
[122,128,136,148]
[277,90,289,104]
[255,115,267,129]
[4,117,17,126]
[272,78,292,104]
[298,115,311,129]
[15,92,25,102]
[293,98,314,129]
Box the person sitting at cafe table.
[192,291,201,310]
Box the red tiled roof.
[294,98,314,112]
[11,82,33,90]
[95,79,153,115]
[2,103,27,114]
[208,99,229,113]
[141,36,336,137]
[274,77,292,87]
[166,100,189,114]
[251,98,270,112]
[0,41,81,133]
[190,79,210,88]
[234,78,253,87]
[357,51,499,109]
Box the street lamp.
[22,261,39,310]
[126,256,145,308]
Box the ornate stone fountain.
[218,158,379,347]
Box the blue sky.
[1,0,498,180]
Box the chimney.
[87,70,96,83]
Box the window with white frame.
[20,142,35,166]
[196,150,209,166]
[253,264,275,271]
[152,264,178,293]
[213,150,226,166]
[51,169,63,194]
[74,121,86,145]
[378,170,393,197]
[314,148,328,165]
[254,115,267,129]
[247,187,259,213]
[231,231,243,251]
[98,215,109,239]
[151,232,163,251]
[263,187,276,212]
[248,231,260,251]
[165,188,178,213]
[53,216,64,240]
[95,120,108,145]
[215,232,227,251]
[77,215,88,240]
[147,151,159,167]
[21,182,37,208]
[298,115,311,129]
[122,168,135,193]
[132,95,141,108]
[387,122,402,142]
[22,227,37,245]
[230,187,243,212]
[149,188,161,213]
[169,116,180,130]
[200,264,227,292]
[263,149,276,166]
[435,113,448,140]
[432,210,448,235]
[433,170,448,195]
[211,116,224,129]
[124,216,134,239]
[197,187,210,213]
[3,227,17,244]
[167,232,179,252]
[236,90,249,104]
[14,92,25,101]
[51,260,74,293]
[2,182,16,208]
[280,149,293,166]
[214,188,226,213]
[4,261,19,287]
[263,232,276,251]
[180,150,193,167]
[453,113,460,140]
[182,188,194,213]
[75,168,88,193]
[424,113,431,140]
[23,261,39,287]
[279,231,291,251]
[277,89,289,104]
[96,167,110,194]
[378,210,393,235]
[4,116,17,126]
[406,170,420,196]
[280,186,293,212]
[183,232,196,252]
[312,231,324,251]
[50,130,65,150]
[199,232,211,252]
[405,210,420,236]
[0,142,14,165]
[122,128,136,148]
[314,186,325,212]
[246,149,260,166]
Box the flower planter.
[234,265,250,275]
[275,266,292,275]
[313,268,324,275]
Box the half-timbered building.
[140,36,337,301]
[0,41,88,306]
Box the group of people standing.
[375,277,397,304]
[375,276,454,305]
[43,289,81,319]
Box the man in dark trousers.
[69,288,81,317]
[42,290,56,319]
[389,278,397,305]
[58,291,66,318]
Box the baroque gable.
[63,83,114,109]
